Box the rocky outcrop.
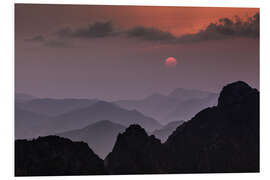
[105,81,259,174]
[105,125,172,174]
[15,136,107,176]
[165,81,259,173]
[15,81,260,175]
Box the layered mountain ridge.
[57,120,126,158]
[105,81,259,173]
[15,81,259,175]
[15,100,161,139]
[115,88,218,123]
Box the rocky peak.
[121,124,148,137]
[218,81,256,107]
[105,124,171,174]
[112,124,156,151]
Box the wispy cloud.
[55,21,118,39]
[44,40,71,48]
[24,34,45,42]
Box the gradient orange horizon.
[107,6,259,35]
[15,4,259,37]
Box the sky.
[15,4,259,101]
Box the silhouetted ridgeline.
[15,81,259,176]
[105,81,259,173]
[15,136,107,176]
[152,120,184,142]
[105,125,173,174]
[115,89,218,123]
[164,81,259,173]
[57,120,126,159]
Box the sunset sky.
[15,4,259,101]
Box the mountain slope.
[57,120,126,159]
[115,89,218,124]
[52,101,161,133]
[168,88,215,100]
[16,98,98,116]
[15,107,51,139]
[165,81,259,173]
[152,120,184,142]
[15,93,37,103]
[164,93,218,122]
[105,125,172,174]
[15,136,107,176]
[106,81,259,174]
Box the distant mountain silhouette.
[15,81,259,175]
[15,93,37,103]
[152,120,184,142]
[52,101,162,133]
[15,107,51,139]
[105,125,172,174]
[164,93,218,122]
[115,89,218,124]
[16,98,98,116]
[15,136,106,176]
[57,120,126,159]
[168,88,215,100]
[105,81,259,173]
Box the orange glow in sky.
[82,6,259,36]
[15,5,259,37]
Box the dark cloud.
[44,40,70,48]
[24,13,259,47]
[55,23,175,42]
[55,21,117,38]
[126,13,259,43]
[24,34,45,42]
[178,13,259,42]
[126,26,176,42]
[57,13,259,43]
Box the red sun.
[165,57,178,67]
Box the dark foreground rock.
[165,81,259,173]
[15,81,259,175]
[105,125,172,174]
[15,136,107,176]
[105,81,259,174]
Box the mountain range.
[15,81,260,175]
[15,93,37,103]
[15,107,51,139]
[106,81,259,173]
[152,120,184,142]
[115,88,218,124]
[51,101,161,133]
[15,88,218,139]
[15,100,161,139]
[57,120,126,159]
[16,98,98,116]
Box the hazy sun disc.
[165,57,178,67]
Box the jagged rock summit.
[105,124,172,174]
[15,81,259,175]
[106,81,259,174]
[165,81,259,173]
